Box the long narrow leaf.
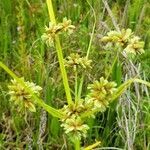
[111,78,150,101]
[84,141,101,150]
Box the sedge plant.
[0,0,150,149]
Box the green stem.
[77,75,84,100]
[111,78,150,101]
[0,61,63,118]
[81,109,98,119]
[46,0,56,24]
[75,70,78,102]
[74,138,80,150]
[46,0,73,105]
[86,0,96,58]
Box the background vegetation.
[0,0,150,149]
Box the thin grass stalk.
[78,0,96,99]
[75,70,78,102]
[86,0,96,58]
[77,74,84,100]
[46,0,73,105]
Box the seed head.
[65,53,92,72]
[101,28,145,56]
[61,115,89,140]
[41,18,75,47]
[60,17,75,34]
[87,77,117,112]
[124,36,145,55]
[101,29,132,46]
[8,78,42,112]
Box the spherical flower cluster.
[61,17,75,34]
[61,115,89,140]
[8,78,42,112]
[41,17,75,47]
[61,99,93,140]
[60,77,117,140]
[101,29,132,46]
[65,53,92,71]
[41,22,61,47]
[101,29,145,56]
[124,36,145,55]
[87,77,117,112]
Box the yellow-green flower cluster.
[41,17,75,47]
[61,99,93,140]
[101,29,145,55]
[65,53,92,71]
[61,17,75,34]
[8,78,42,112]
[61,115,89,140]
[101,29,132,46]
[124,36,145,55]
[87,77,117,112]
[60,77,116,140]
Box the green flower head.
[65,53,81,71]
[41,18,75,47]
[8,78,42,112]
[101,28,145,57]
[124,36,145,55]
[61,115,89,140]
[65,53,92,72]
[60,98,94,140]
[87,77,117,112]
[60,17,75,34]
[41,22,61,47]
[101,29,132,46]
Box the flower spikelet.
[124,36,145,55]
[8,78,42,112]
[101,29,132,46]
[101,28,145,56]
[41,17,75,47]
[61,99,93,140]
[65,53,92,71]
[87,77,117,112]
[60,17,75,34]
[78,57,92,69]
[65,53,81,71]
[61,115,89,140]
[41,22,61,47]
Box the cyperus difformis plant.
[0,0,150,150]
